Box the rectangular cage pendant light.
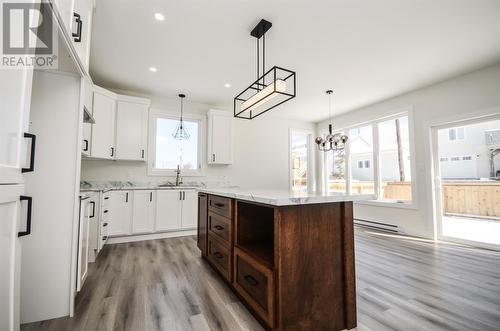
[234,19,296,119]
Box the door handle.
[83,139,89,152]
[22,133,36,173]
[18,196,32,237]
[72,12,82,42]
[89,201,95,218]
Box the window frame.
[289,128,315,192]
[321,107,418,209]
[448,127,466,141]
[148,110,204,177]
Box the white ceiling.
[89,0,500,122]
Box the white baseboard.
[107,229,197,244]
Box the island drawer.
[207,236,231,281]
[208,211,231,246]
[234,248,275,328]
[208,195,232,219]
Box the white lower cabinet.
[181,190,198,229]
[132,191,156,234]
[77,197,91,292]
[107,190,132,236]
[156,190,182,231]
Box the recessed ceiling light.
[224,83,231,88]
[154,13,165,21]
[149,67,157,72]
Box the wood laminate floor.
[22,227,500,331]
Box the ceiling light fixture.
[154,13,164,21]
[172,94,190,140]
[224,83,231,88]
[315,90,348,152]
[149,67,157,72]
[234,19,296,119]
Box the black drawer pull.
[103,210,109,213]
[83,139,89,152]
[104,197,109,200]
[244,275,259,287]
[213,202,225,208]
[102,236,108,241]
[22,133,36,173]
[214,225,224,231]
[214,252,224,259]
[102,222,108,227]
[72,12,82,42]
[18,196,32,237]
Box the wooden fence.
[329,180,500,217]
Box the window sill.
[354,199,418,210]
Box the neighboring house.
[438,120,500,179]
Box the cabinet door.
[91,90,116,159]
[52,0,75,35]
[0,185,24,331]
[181,190,198,229]
[208,111,233,164]
[77,199,90,291]
[107,191,132,236]
[71,0,93,71]
[132,191,155,234]
[115,101,148,161]
[0,66,33,184]
[156,190,182,231]
[81,80,92,157]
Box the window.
[150,114,202,176]
[290,130,313,192]
[440,157,448,162]
[451,157,460,161]
[326,149,346,193]
[462,156,472,161]
[379,116,412,202]
[448,127,465,141]
[350,125,374,194]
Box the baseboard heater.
[354,218,401,233]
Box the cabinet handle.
[125,192,128,202]
[90,201,95,218]
[103,209,109,213]
[214,202,225,208]
[150,192,152,202]
[18,196,33,237]
[102,222,108,227]
[141,149,144,159]
[214,252,224,259]
[104,197,109,200]
[244,275,259,287]
[22,133,36,173]
[102,236,108,241]
[110,147,114,157]
[212,154,216,162]
[83,139,89,152]
[183,192,186,200]
[72,12,82,42]
[214,225,224,231]
[179,191,182,200]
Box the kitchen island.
[197,188,374,331]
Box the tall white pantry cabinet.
[0,0,96,329]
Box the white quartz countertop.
[198,187,376,206]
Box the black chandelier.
[172,94,190,140]
[315,90,348,152]
[234,19,296,119]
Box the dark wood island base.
[197,193,357,331]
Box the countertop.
[198,187,375,206]
[79,181,204,192]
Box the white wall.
[316,63,500,238]
[81,94,315,190]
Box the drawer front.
[208,211,231,246]
[207,236,231,281]
[234,249,275,327]
[208,195,232,219]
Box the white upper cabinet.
[52,0,76,35]
[181,190,198,229]
[115,96,149,161]
[107,190,132,236]
[71,0,94,71]
[0,67,33,184]
[207,109,233,165]
[156,190,182,231]
[132,190,156,234]
[91,87,116,159]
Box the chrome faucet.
[175,165,183,186]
